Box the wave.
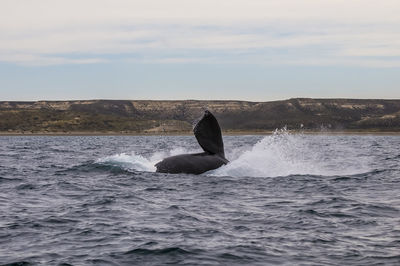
[96,153,156,172]
[94,130,373,178]
[124,247,192,255]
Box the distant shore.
[2,99,400,134]
[2,130,400,136]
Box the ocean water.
[0,133,399,265]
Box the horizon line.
[2,97,400,103]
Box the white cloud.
[2,0,399,29]
[0,0,399,66]
[0,53,107,66]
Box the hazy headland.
[1,98,400,135]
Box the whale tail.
[155,110,228,174]
[193,110,225,157]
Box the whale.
[155,110,229,174]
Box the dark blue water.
[1,134,399,265]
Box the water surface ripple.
[0,134,399,265]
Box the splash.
[96,153,156,172]
[96,131,372,177]
[210,130,372,177]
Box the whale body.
[155,110,229,174]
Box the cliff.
[1,98,400,134]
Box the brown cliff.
[1,98,400,134]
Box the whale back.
[193,110,225,157]
[155,152,228,174]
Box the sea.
[0,132,399,265]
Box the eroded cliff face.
[1,99,400,133]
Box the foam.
[210,130,372,177]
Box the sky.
[0,0,399,101]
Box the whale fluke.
[155,110,228,174]
[194,110,225,157]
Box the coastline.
[2,99,400,135]
[2,130,400,136]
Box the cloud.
[0,53,107,66]
[0,0,399,67]
[2,0,399,29]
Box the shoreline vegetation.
[1,98,400,135]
